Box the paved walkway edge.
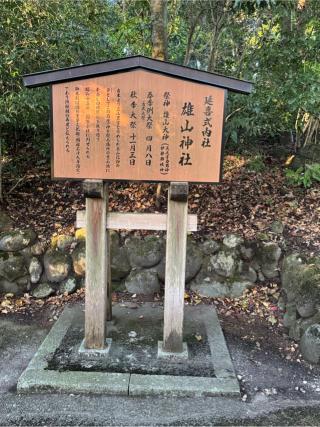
[17,306,130,395]
[129,374,240,397]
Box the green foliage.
[0,0,124,148]
[0,0,319,155]
[223,1,320,142]
[285,163,320,188]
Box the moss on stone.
[125,236,164,268]
[297,264,320,301]
[75,228,86,241]
[0,252,9,262]
[0,229,37,252]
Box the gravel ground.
[1,302,320,426]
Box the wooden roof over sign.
[23,56,254,183]
[23,55,253,94]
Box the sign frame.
[24,56,253,354]
[24,56,252,185]
[48,77,228,184]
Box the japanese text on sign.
[52,70,226,183]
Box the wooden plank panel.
[84,182,108,349]
[52,70,225,183]
[76,211,197,231]
[162,183,188,353]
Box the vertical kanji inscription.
[160,91,170,175]
[179,101,194,166]
[74,86,81,173]
[129,90,138,166]
[64,86,70,153]
[53,69,225,182]
[145,91,154,167]
[115,88,121,168]
[105,87,111,172]
[85,86,91,159]
[202,95,213,148]
[95,87,101,144]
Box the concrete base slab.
[5,302,320,426]
[79,338,112,356]
[129,374,240,397]
[17,303,239,397]
[157,341,188,360]
[18,369,130,395]
[16,308,129,395]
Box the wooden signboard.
[52,70,225,183]
[24,56,252,184]
[23,57,252,354]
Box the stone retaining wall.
[2,210,320,363]
[0,210,283,299]
[281,254,320,363]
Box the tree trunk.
[151,0,168,61]
[0,138,2,203]
[183,9,203,66]
[151,0,168,207]
[207,28,223,72]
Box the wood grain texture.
[24,56,253,94]
[52,69,225,183]
[170,181,188,201]
[106,229,112,321]
[83,179,104,198]
[76,211,197,231]
[162,182,188,353]
[84,182,108,349]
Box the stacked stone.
[0,211,38,296]
[2,209,319,364]
[0,211,79,297]
[189,234,281,298]
[0,210,284,301]
[281,254,320,364]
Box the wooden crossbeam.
[76,211,197,232]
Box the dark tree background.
[0,0,319,196]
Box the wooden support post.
[163,182,189,353]
[106,229,112,321]
[84,180,108,349]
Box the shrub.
[285,163,320,188]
